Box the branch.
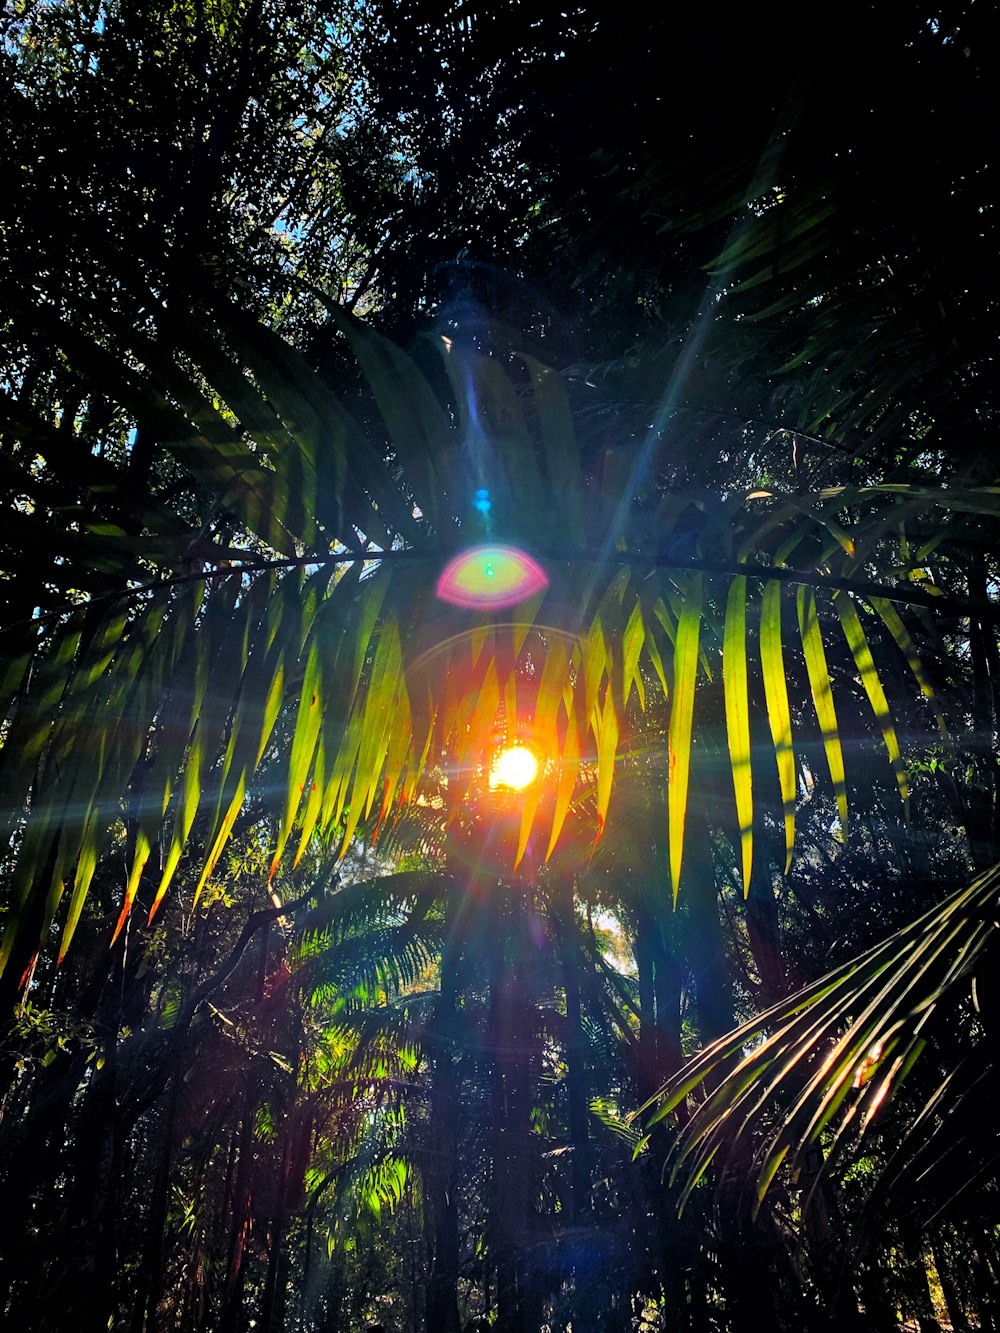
[120,881,328,1126]
[179,880,327,1028]
[7,546,998,636]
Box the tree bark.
[684,808,733,1044]
[554,873,590,1217]
[744,848,787,1007]
[424,884,462,1333]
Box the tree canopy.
[1,2,999,1330]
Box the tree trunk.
[931,1233,971,1333]
[424,885,462,1333]
[633,907,659,1098]
[684,809,733,1044]
[219,1095,255,1333]
[857,1255,900,1331]
[487,882,538,1333]
[965,563,999,869]
[554,874,590,1217]
[34,1018,121,1332]
[899,1225,941,1333]
[651,906,683,1077]
[129,1071,181,1333]
[745,848,786,1006]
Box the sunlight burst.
[488,744,539,791]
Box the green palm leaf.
[643,862,1000,1218]
[668,573,703,902]
[723,576,753,892]
[759,580,796,872]
[833,592,908,817]
[4,289,999,984]
[797,585,848,834]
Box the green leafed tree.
[2,4,1000,1328]
[5,270,996,1001]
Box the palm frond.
[2,293,996,980]
[641,862,1000,1218]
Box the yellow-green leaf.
[272,635,323,879]
[58,810,102,964]
[797,586,847,834]
[723,576,753,893]
[869,596,949,739]
[833,593,909,817]
[595,681,620,842]
[760,581,796,871]
[622,599,645,709]
[669,573,702,902]
[546,707,580,861]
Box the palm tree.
[645,857,1000,1209]
[4,274,993,996]
[4,6,999,1330]
[4,278,997,1332]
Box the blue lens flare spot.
[474,487,492,515]
[435,545,548,609]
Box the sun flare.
[488,745,539,791]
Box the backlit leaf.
[668,573,702,902]
[797,586,848,834]
[595,682,620,843]
[759,581,796,871]
[723,576,753,892]
[546,707,581,861]
[834,592,909,817]
[869,596,949,739]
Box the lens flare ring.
[435,545,548,609]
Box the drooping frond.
[641,862,1000,1219]
[2,290,995,982]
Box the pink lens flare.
[435,545,548,609]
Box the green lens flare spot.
[435,545,548,609]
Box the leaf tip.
[110,901,131,947]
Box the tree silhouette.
[2,1,999,1327]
